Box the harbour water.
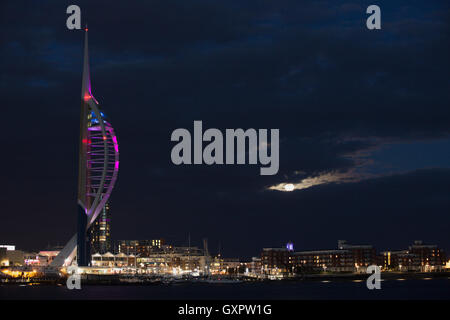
[1,278,448,300]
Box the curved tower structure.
[77,27,119,266]
[51,28,119,268]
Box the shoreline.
[1,271,449,286]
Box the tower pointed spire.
[81,24,91,100]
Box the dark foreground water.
[1,278,449,300]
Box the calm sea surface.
[0,279,449,300]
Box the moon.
[284,183,295,192]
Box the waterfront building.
[136,251,206,275]
[0,248,24,267]
[260,240,447,276]
[209,255,224,274]
[208,255,242,275]
[245,257,263,277]
[294,249,354,273]
[337,240,377,269]
[0,248,7,266]
[261,248,293,274]
[91,243,210,275]
[381,241,446,272]
[91,252,135,268]
[261,240,377,274]
[221,258,244,274]
[23,253,40,266]
[37,251,60,266]
[380,250,408,271]
[117,239,165,256]
[90,248,206,275]
[0,246,18,266]
[408,240,446,271]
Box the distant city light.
[286,242,294,251]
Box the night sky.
[1,0,449,258]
